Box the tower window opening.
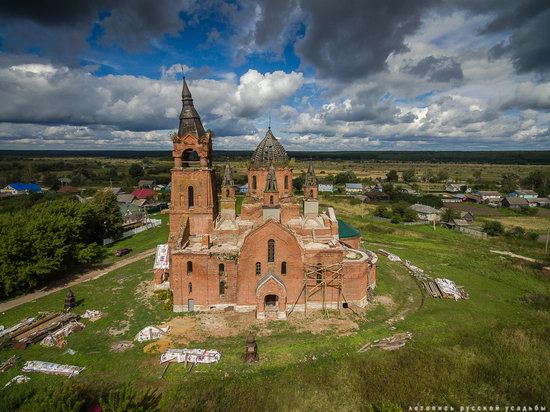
[284,175,289,190]
[187,261,193,275]
[219,281,226,296]
[268,239,275,263]
[252,175,257,190]
[281,261,287,275]
[219,263,225,275]
[255,262,261,276]
[188,186,194,208]
[188,282,193,293]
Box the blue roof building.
[5,183,42,193]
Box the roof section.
[177,79,206,138]
[251,128,289,167]
[338,219,361,239]
[131,188,156,199]
[8,183,42,192]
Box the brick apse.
[158,80,377,320]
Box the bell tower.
[220,162,237,220]
[303,159,319,217]
[170,79,217,245]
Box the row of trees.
[482,221,539,240]
[0,192,123,297]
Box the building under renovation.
[156,80,377,319]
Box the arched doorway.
[264,294,279,319]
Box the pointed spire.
[178,77,205,137]
[222,162,234,187]
[264,162,278,192]
[304,159,317,187]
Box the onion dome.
[251,128,289,167]
[178,79,206,138]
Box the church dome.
[251,128,289,167]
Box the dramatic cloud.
[404,56,463,82]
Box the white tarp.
[153,244,170,270]
[135,325,170,343]
[160,349,221,365]
[435,278,463,300]
[3,375,30,388]
[40,321,85,347]
[81,310,103,322]
[22,361,85,377]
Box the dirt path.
[490,249,543,263]
[0,248,157,313]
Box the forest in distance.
[1,150,550,164]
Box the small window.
[187,261,193,275]
[219,263,225,275]
[316,263,322,284]
[252,175,257,190]
[255,262,261,276]
[310,189,314,198]
[281,261,287,275]
[226,189,229,197]
[270,195,274,205]
[188,282,193,293]
[267,239,275,263]
[219,281,226,296]
[284,175,289,190]
[188,186,194,208]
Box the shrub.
[374,205,392,219]
[506,226,525,238]
[483,221,504,236]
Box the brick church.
[158,80,377,319]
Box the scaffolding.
[288,262,344,317]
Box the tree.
[436,169,449,182]
[374,205,392,219]
[500,173,518,194]
[441,208,458,222]
[402,169,416,183]
[293,173,305,191]
[473,169,482,182]
[89,191,124,239]
[129,163,144,178]
[386,170,399,182]
[334,170,358,184]
[483,221,504,236]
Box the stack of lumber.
[7,313,81,349]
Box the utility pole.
[546,226,549,254]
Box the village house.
[501,197,529,209]
[409,203,440,221]
[473,190,501,204]
[138,179,155,188]
[318,183,334,193]
[156,80,377,319]
[445,183,462,193]
[1,183,42,195]
[117,193,136,204]
[345,183,363,193]
[105,187,123,196]
[459,211,474,223]
[57,185,81,194]
[363,189,390,202]
[507,189,538,199]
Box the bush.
[506,226,525,238]
[374,205,392,219]
[483,221,504,236]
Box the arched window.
[219,263,225,275]
[310,189,314,198]
[219,281,226,296]
[268,239,275,262]
[284,175,289,190]
[187,261,193,275]
[281,261,287,275]
[255,262,261,276]
[188,186,194,208]
[270,195,274,205]
[226,189,229,197]
[188,282,193,293]
[252,175,257,190]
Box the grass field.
[0,198,549,410]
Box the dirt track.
[0,248,156,313]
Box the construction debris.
[358,332,413,352]
[3,375,30,388]
[0,317,36,339]
[81,310,104,322]
[135,326,170,343]
[22,361,85,377]
[40,321,85,348]
[110,341,133,352]
[64,348,77,355]
[11,312,81,349]
[160,349,221,365]
[0,355,19,372]
[378,249,468,300]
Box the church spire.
[304,159,317,187]
[264,162,278,192]
[178,77,205,138]
[222,162,235,187]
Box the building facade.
[159,81,377,319]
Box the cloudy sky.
[0,0,549,151]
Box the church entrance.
[264,294,279,319]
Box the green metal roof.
[337,219,361,238]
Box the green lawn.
[0,201,549,411]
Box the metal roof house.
[345,183,363,193]
[2,183,42,195]
[318,183,334,193]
